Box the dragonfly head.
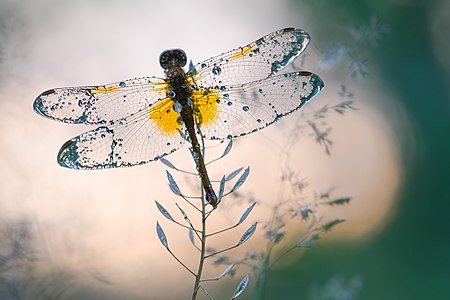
[159,49,187,69]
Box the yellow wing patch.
[148,97,181,134]
[229,43,258,61]
[191,89,220,126]
[148,89,221,134]
[91,85,120,94]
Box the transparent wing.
[196,71,323,140]
[190,28,310,87]
[57,98,186,169]
[34,77,168,125]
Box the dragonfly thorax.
[166,65,191,104]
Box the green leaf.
[218,264,235,279]
[166,170,181,196]
[322,219,346,232]
[156,222,169,249]
[188,229,195,246]
[222,139,233,157]
[225,167,243,181]
[238,202,256,225]
[239,223,257,245]
[176,203,191,223]
[160,157,178,170]
[218,176,226,201]
[231,167,250,192]
[231,274,249,299]
[155,200,174,221]
[324,197,351,205]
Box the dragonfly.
[34,28,324,206]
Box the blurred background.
[0,0,448,299]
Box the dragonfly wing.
[34,77,168,125]
[57,98,186,169]
[196,71,323,140]
[191,28,310,87]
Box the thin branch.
[201,277,221,283]
[268,245,297,270]
[204,243,239,259]
[206,223,239,237]
[268,231,319,269]
[181,195,202,213]
[204,208,214,221]
[166,248,196,277]
[171,219,201,232]
[199,285,215,300]
[174,169,199,176]
[175,203,202,240]
[191,133,208,300]
[205,157,221,166]
[183,195,203,200]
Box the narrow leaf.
[188,229,195,246]
[218,264,235,279]
[176,203,191,223]
[322,197,351,206]
[225,167,243,181]
[155,200,174,221]
[156,222,169,249]
[238,202,256,225]
[231,274,249,299]
[273,232,285,245]
[231,167,250,192]
[239,223,257,245]
[160,157,178,170]
[218,176,226,201]
[166,170,181,196]
[222,139,233,157]
[298,233,321,248]
[322,219,346,232]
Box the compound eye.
[159,49,187,69]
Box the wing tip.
[57,138,81,169]
[300,72,324,106]
[311,73,325,92]
[281,27,310,38]
[296,71,325,91]
[33,89,55,117]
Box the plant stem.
[191,182,207,300]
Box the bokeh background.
[0,0,448,299]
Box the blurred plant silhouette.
[318,15,390,79]
[0,221,34,300]
[0,218,112,299]
[205,90,355,300]
[154,88,354,299]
